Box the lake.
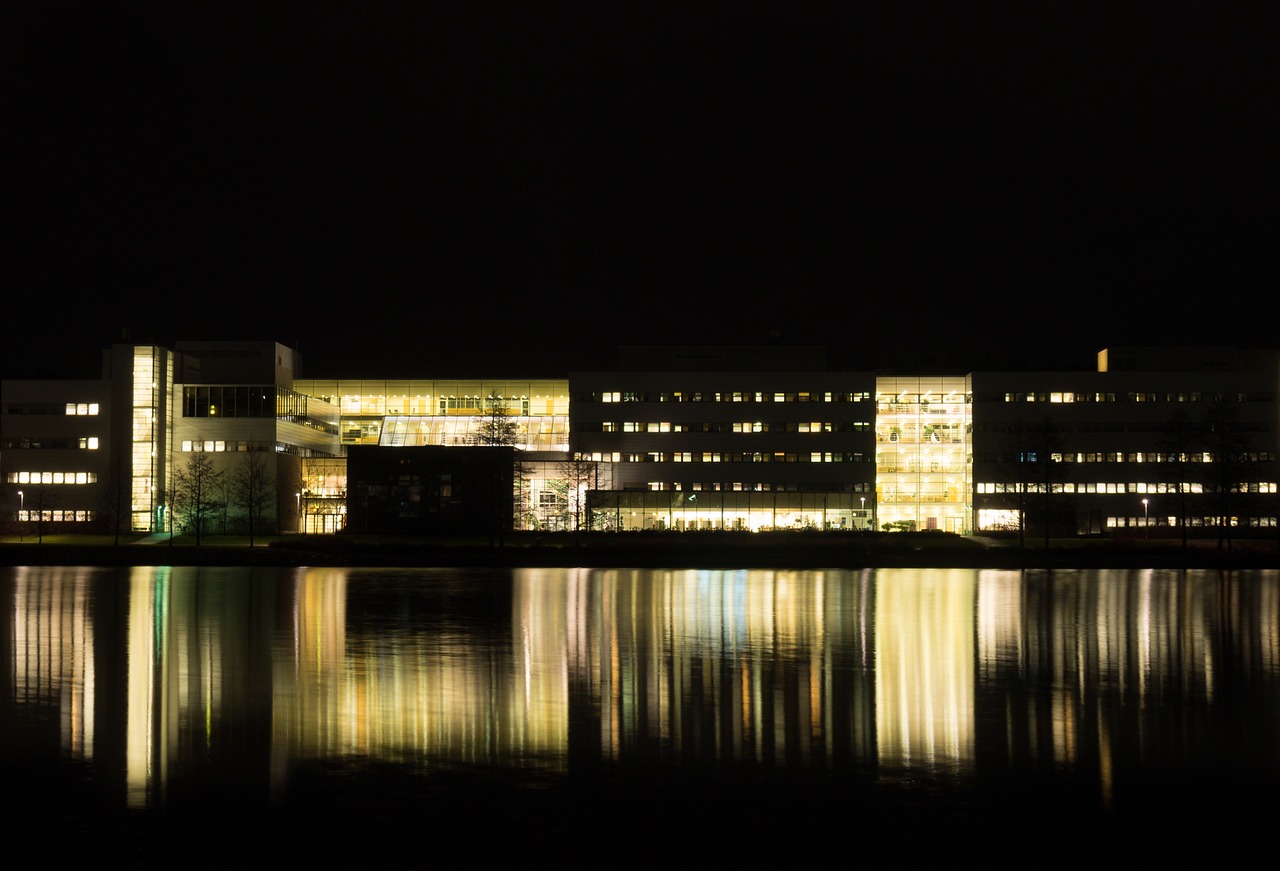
[3,565,1277,865]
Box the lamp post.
[1142,498,1149,538]
[17,491,23,541]
[860,496,866,531]
[296,492,302,534]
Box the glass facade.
[875,377,972,534]
[294,379,570,452]
[130,346,171,533]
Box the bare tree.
[513,456,535,531]
[1159,409,1199,549]
[1031,416,1067,548]
[997,416,1066,547]
[558,453,600,537]
[172,450,224,545]
[100,449,131,544]
[232,449,274,546]
[1201,399,1252,557]
[995,423,1035,548]
[474,393,521,446]
[474,394,521,546]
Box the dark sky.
[7,4,1277,380]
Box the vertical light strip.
[131,347,163,532]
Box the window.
[8,471,97,484]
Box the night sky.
[7,4,1277,380]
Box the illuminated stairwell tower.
[874,376,972,534]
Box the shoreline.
[3,531,1278,570]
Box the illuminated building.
[570,346,882,531]
[2,341,1276,536]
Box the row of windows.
[1107,516,1276,528]
[181,440,279,452]
[996,392,1266,403]
[3,402,101,416]
[589,421,872,433]
[6,471,99,484]
[976,481,1277,494]
[183,386,333,428]
[585,391,872,403]
[3,437,99,450]
[15,510,95,522]
[981,423,1275,436]
[437,396,532,415]
[183,385,278,418]
[976,451,1277,464]
[877,402,970,414]
[642,482,875,493]
[623,452,873,463]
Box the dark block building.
[345,444,514,535]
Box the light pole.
[18,491,23,541]
[1142,498,1149,538]
[860,496,865,531]
[296,492,302,534]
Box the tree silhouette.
[558,453,600,539]
[1201,399,1251,557]
[997,416,1066,547]
[474,395,520,546]
[1158,409,1198,549]
[172,450,224,545]
[474,393,521,446]
[100,449,131,544]
[231,449,274,545]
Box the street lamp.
[17,491,23,541]
[1142,498,1149,538]
[860,496,866,530]
[296,492,302,533]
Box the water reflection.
[3,564,1279,857]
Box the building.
[292,376,572,531]
[971,347,1280,537]
[569,346,880,531]
[3,340,1277,539]
[3,341,340,537]
[345,444,515,536]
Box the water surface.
[3,565,1277,864]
